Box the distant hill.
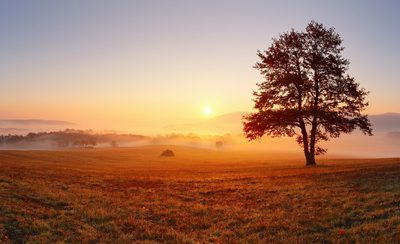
[0,119,77,126]
[369,113,400,132]
[0,120,78,135]
[165,112,244,134]
[165,112,400,135]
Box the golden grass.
[0,146,399,243]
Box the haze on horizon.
[1,0,399,133]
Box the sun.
[203,105,213,116]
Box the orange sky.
[1,1,399,133]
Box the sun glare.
[203,105,213,116]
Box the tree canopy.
[243,21,372,166]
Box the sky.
[1,0,399,133]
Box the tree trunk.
[308,121,317,166]
[308,69,319,167]
[306,152,316,166]
[308,123,317,166]
[299,119,315,166]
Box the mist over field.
[1,112,399,158]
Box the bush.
[160,149,174,157]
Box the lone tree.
[243,21,372,166]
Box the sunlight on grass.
[0,148,399,242]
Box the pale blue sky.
[0,0,399,131]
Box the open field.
[0,146,399,243]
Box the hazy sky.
[1,0,399,132]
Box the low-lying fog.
[1,113,399,158]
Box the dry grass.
[0,146,399,243]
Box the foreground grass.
[0,147,399,243]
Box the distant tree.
[215,141,224,149]
[110,140,118,148]
[88,139,97,147]
[57,140,69,148]
[73,138,96,148]
[243,21,372,166]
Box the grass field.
[0,146,399,243]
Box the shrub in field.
[160,149,175,157]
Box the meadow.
[0,146,399,243]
